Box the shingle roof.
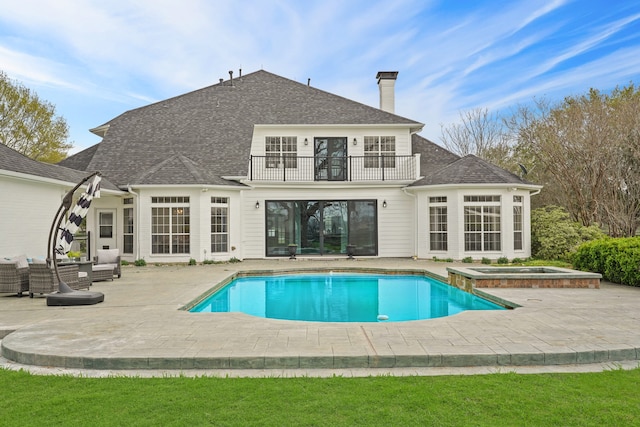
[0,143,119,191]
[413,153,533,186]
[411,134,460,179]
[66,70,422,187]
[57,143,99,171]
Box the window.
[123,208,134,254]
[429,197,447,251]
[266,136,297,168]
[151,197,190,254]
[99,212,113,238]
[364,136,396,168]
[211,197,229,253]
[464,195,501,251]
[513,196,523,251]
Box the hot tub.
[447,266,601,291]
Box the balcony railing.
[249,155,418,182]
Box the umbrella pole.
[48,172,101,289]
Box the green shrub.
[461,257,473,263]
[511,258,524,264]
[188,258,197,266]
[497,256,509,264]
[228,257,241,263]
[120,260,129,266]
[481,257,491,265]
[445,258,454,262]
[531,206,606,260]
[202,259,215,265]
[134,258,146,267]
[573,237,640,286]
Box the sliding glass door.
[266,200,377,256]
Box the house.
[0,143,121,258]
[54,69,539,262]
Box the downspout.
[530,188,542,196]
[402,187,418,259]
[127,185,141,261]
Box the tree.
[0,71,71,163]
[439,107,510,162]
[513,84,640,236]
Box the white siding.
[0,176,67,257]
[242,186,413,258]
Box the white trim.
[0,170,125,195]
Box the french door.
[314,137,347,181]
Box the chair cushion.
[0,258,16,264]
[31,258,47,264]
[93,264,116,272]
[96,249,119,264]
[11,255,29,269]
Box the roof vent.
[229,70,233,86]
[376,71,398,114]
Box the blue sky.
[1,0,639,154]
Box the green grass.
[2,367,640,426]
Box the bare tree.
[439,108,509,161]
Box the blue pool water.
[190,273,504,322]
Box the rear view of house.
[57,70,540,262]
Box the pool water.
[190,273,504,322]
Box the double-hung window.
[513,195,523,251]
[123,198,134,254]
[211,197,229,253]
[265,136,297,168]
[151,196,190,254]
[364,136,395,168]
[464,195,501,251]
[429,196,448,251]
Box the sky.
[1,0,639,155]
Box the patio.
[1,258,639,377]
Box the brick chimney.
[376,71,398,114]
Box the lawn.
[2,367,639,426]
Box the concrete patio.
[1,258,639,377]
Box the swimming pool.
[189,273,504,322]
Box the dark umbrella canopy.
[55,174,101,255]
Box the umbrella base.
[47,290,104,306]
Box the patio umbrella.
[55,174,102,255]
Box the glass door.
[266,200,377,256]
[314,137,347,181]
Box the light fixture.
[382,200,387,208]
[353,138,357,146]
[255,201,260,209]
[304,138,308,145]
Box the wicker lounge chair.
[28,262,88,298]
[0,258,30,297]
[93,249,121,281]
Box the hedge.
[573,237,640,286]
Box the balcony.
[249,155,419,182]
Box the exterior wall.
[123,187,243,263]
[0,175,68,257]
[242,185,414,259]
[251,125,414,158]
[415,186,533,261]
